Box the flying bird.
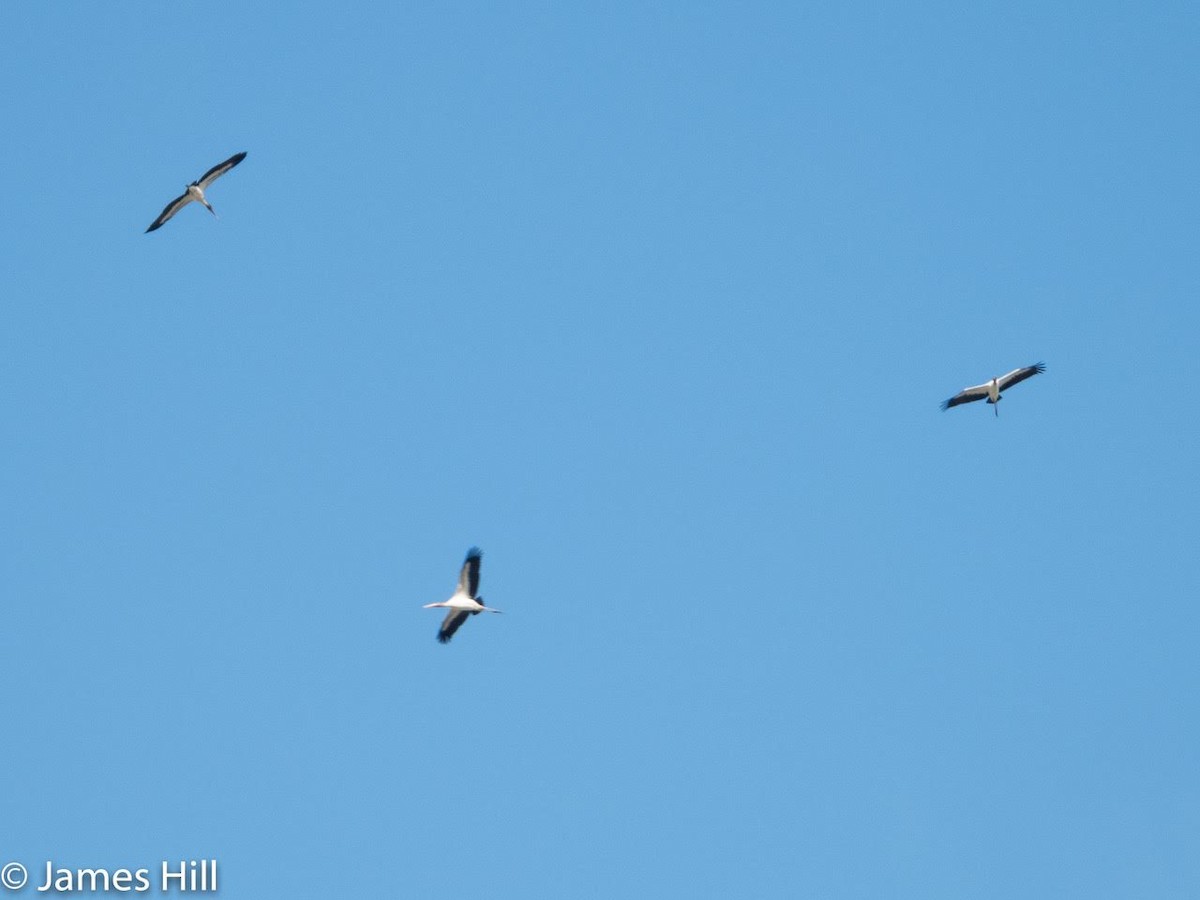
[423,547,502,644]
[145,151,247,233]
[941,363,1046,416]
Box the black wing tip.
[229,151,248,164]
[941,394,977,410]
[939,399,951,411]
[144,222,160,233]
[437,632,452,644]
[1032,361,1046,373]
[465,546,482,561]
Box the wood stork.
[145,152,247,233]
[941,362,1046,416]
[423,547,502,644]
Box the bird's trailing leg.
[204,201,218,219]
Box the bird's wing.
[457,547,482,598]
[940,383,991,410]
[437,609,475,644]
[997,362,1045,391]
[197,151,247,189]
[145,191,194,233]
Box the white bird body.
[424,593,493,613]
[187,183,208,205]
[941,363,1045,416]
[423,547,501,643]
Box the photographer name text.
[1,860,217,893]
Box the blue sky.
[2,2,1198,897]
